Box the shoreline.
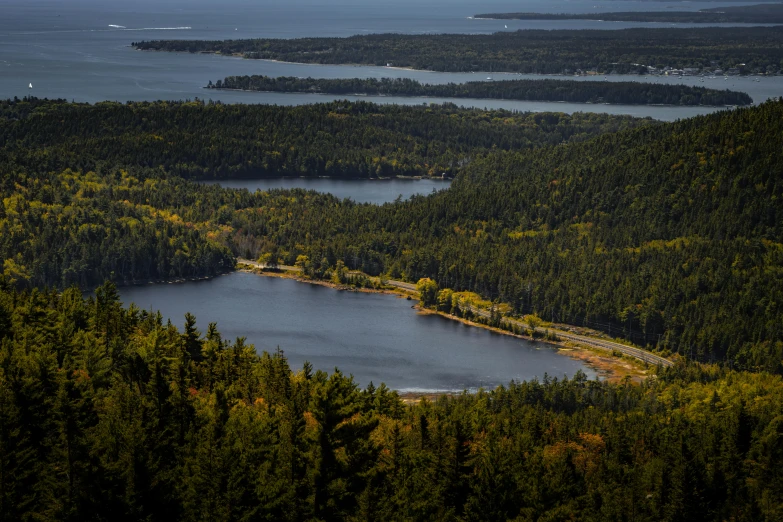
[239,265,652,385]
[115,270,232,288]
[196,173,451,182]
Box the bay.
[2,0,781,122]
[118,272,595,391]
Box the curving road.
[237,259,673,367]
[369,279,673,367]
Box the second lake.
[200,177,452,205]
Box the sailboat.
[28,83,32,89]
[504,24,508,28]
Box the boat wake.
[120,26,192,31]
[3,26,193,37]
[108,24,126,29]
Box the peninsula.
[133,26,783,75]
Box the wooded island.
[209,75,753,106]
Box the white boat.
[28,83,32,89]
[486,76,493,81]
[504,25,508,28]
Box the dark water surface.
[2,0,781,121]
[201,178,451,205]
[119,272,595,391]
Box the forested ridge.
[0,97,647,180]
[133,26,783,74]
[1,282,782,521]
[475,3,783,24]
[210,75,752,106]
[0,97,645,289]
[217,100,783,372]
[3,97,783,370]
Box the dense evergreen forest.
[1,282,782,521]
[0,97,647,180]
[2,96,783,370]
[133,26,783,74]
[475,3,783,24]
[219,100,783,371]
[0,97,647,289]
[210,75,752,106]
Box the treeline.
[133,26,783,74]
[211,75,752,106]
[475,3,783,24]
[0,97,649,180]
[1,282,782,520]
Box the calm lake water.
[201,178,451,205]
[118,272,594,391]
[2,0,782,121]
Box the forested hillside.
[215,100,783,371]
[1,283,782,520]
[133,26,783,74]
[210,75,752,106]
[0,97,648,180]
[0,97,644,289]
[2,97,783,369]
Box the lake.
[118,272,595,391]
[201,178,451,205]
[2,0,782,121]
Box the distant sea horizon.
[1,0,780,118]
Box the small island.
[475,4,783,24]
[208,75,753,106]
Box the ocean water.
[0,0,780,121]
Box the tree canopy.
[1,281,782,520]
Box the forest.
[133,26,783,74]
[0,281,782,521]
[0,97,648,180]
[3,96,783,369]
[210,75,752,106]
[0,97,648,289]
[475,3,783,24]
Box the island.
[133,26,783,75]
[208,75,752,106]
